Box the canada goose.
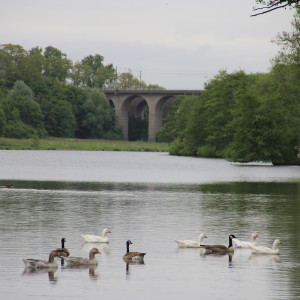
[232,232,259,248]
[175,233,208,248]
[250,239,283,254]
[56,237,70,256]
[123,240,146,263]
[23,249,62,269]
[201,234,237,253]
[81,228,112,243]
[61,248,101,265]
[58,237,70,265]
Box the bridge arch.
[101,89,203,142]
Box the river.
[0,150,299,300]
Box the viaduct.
[99,89,203,142]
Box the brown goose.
[123,240,146,263]
[200,234,237,254]
[61,248,101,265]
[23,249,62,269]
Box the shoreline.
[0,137,169,152]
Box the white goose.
[232,232,259,248]
[250,239,283,254]
[23,249,63,269]
[81,228,111,243]
[61,248,101,265]
[175,233,208,248]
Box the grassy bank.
[0,137,169,152]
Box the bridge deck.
[98,89,203,95]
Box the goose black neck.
[126,242,130,253]
[61,238,65,248]
[228,235,235,248]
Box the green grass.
[0,137,169,152]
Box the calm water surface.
[0,150,299,300]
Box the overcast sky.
[0,0,295,89]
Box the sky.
[0,0,296,89]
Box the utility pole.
[139,70,142,88]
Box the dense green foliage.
[158,9,300,165]
[0,44,162,140]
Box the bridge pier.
[147,96,163,142]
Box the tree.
[272,7,300,61]
[172,71,247,158]
[3,81,46,137]
[110,72,145,89]
[269,9,300,163]
[252,0,300,16]
[79,91,122,139]
[81,54,117,88]
[9,80,34,101]
[70,62,92,87]
[93,65,117,88]
[0,44,27,88]
[0,105,5,136]
[41,97,76,137]
[43,46,72,82]
[24,47,45,88]
[0,89,6,136]
[62,85,88,137]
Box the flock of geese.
[176,232,283,255]
[23,228,283,270]
[23,228,145,269]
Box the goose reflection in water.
[250,253,281,264]
[123,259,145,276]
[62,264,99,279]
[23,268,58,283]
[82,242,109,255]
[199,248,234,263]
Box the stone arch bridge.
[99,89,203,142]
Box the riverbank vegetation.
[157,9,300,165]
[0,46,161,142]
[0,137,168,152]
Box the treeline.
[157,10,300,165]
[0,44,162,140]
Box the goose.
[123,240,146,263]
[232,232,259,248]
[250,239,283,254]
[23,249,62,269]
[58,238,70,265]
[175,233,208,248]
[200,234,237,254]
[61,248,101,265]
[81,228,111,243]
[56,237,70,256]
